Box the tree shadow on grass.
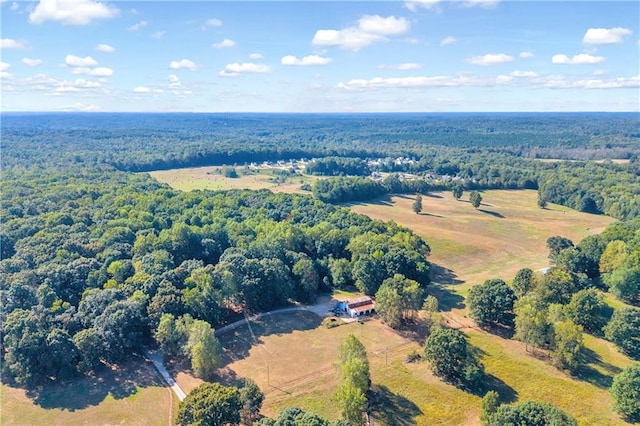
[26,356,162,411]
[430,264,464,286]
[427,285,465,312]
[424,193,443,199]
[478,209,505,218]
[573,347,622,389]
[217,310,322,366]
[481,374,518,403]
[418,212,444,218]
[369,384,422,426]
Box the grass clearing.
[350,190,615,288]
[1,357,178,426]
[148,166,320,194]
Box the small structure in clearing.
[336,296,376,318]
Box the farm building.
[336,296,376,317]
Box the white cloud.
[29,0,119,26]
[249,53,264,60]
[169,59,197,71]
[583,27,632,45]
[466,53,513,66]
[440,36,457,46]
[519,51,534,58]
[552,53,605,65]
[0,61,10,72]
[510,70,538,78]
[212,38,236,49]
[10,2,19,11]
[60,102,102,111]
[133,86,150,93]
[337,75,484,90]
[312,15,410,51]
[281,55,332,66]
[128,20,148,31]
[404,0,440,12]
[152,31,165,40]
[219,62,271,77]
[96,43,115,53]
[71,66,113,76]
[461,0,500,8]
[357,15,410,36]
[378,63,422,70]
[22,58,43,67]
[65,55,98,67]
[205,18,222,28]
[544,75,639,89]
[1,38,28,49]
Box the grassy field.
[350,190,615,288]
[148,167,319,194]
[1,357,179,426]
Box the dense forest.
[3,113,639,220]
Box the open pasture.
[1,357,178,426]
[148,166,317,194]
[350,190,615,287]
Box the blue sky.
[1,0,638,112]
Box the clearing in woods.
[148,166,318,194]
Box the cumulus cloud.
[212,38,236,49]
[583,27,632,45]
[312,15,410,51]
[65,55,98,67]
[169,59,197,71]
[519,51,534,58]
[404,0,440,12]
[219,62,271,77]
[249,53,264,60]
[281,55,332,66]
[377,63,422,70]
[337,75,488,90]
[1,38,28,49]
[22,58,43,67]
[544,75,639,89]
[29,0,119,25]
[461,0,500,8]
[133,86,150,93]
[552,53,605,65]
[0,61,11,79]
[510,70,538,77]
[71,66,113,76]
[96,43,115,53]
[466,53,513,66]
[205,18,222,27]
[128,20,148,31]
[440,36,457,46]
[10,2,19,11]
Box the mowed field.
[148,167,317,194]
[350,190,615,288]
[1,357,179,426]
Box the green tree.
[546,236,574,263]
[452,184,464,201]
[423,328,484,386]
[610,363,640,422]
[468,279,516,328]
[514,294,552,352]
[186,320,222,379]
[511,268,535,298]
[375,274,424,328]
[565,288,611,334]
[335,335,369,425]
[487,401,577,426]
[177,382,242,426]
[413,194,423,215]
[603,266,640,305]
[375,283,403,328]
[239,379,264,424]
[469,191,482,209]
[73,327,104,374]
[550,320,584,373]
[480,391,500,426]
[422,295,439,313]
[599,240,629,274]
[335,381,367,426]
[604,308,640,359]
[537,195,548,209]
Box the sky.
[1,0,639,112]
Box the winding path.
[145,349,187,402]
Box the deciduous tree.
[177,382,241,426]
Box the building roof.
[347,296,374,308]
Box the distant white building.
[337,296,376,318]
